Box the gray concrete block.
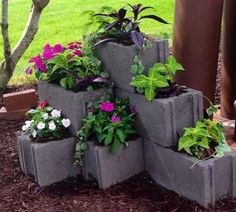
[84,137,144,189]
[144,140,236,208]
[115,88,204,147]
[95,39,169,93]
[38,81,113,136]
[17,133,81,187]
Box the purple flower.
[39,63,47,72]
[100,102,115,112]
[25,67,33,75]
[130,106,136,114]
[53,44,63,54]
[111,116,121,123]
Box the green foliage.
[152,56,184,82]
[178,119,232,159]
[130,55,184,101]
[74,97,136,165]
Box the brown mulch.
[0,119,236,212]
[4,84,37,94]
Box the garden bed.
[1,118,236,211]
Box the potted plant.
[26,41,113,135]
[75,97,144,189]
[90,3,169,93]
[115,56,204,147]
[145,106,235,208]
[17,101,80,187]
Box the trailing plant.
[25,42,109,91]
[22,101,71,141]
[130,55,184,101]
[75,97,136,165]
[85,3,168,49]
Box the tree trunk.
[221,0,236,119]
[173,0,224,107]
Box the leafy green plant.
[74,97,136,165]
[130,56,184,101]
[178,119,231,160]
[25,42,109,91]
[84,4,168,49]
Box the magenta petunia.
[111,116,121,123]
[39,63,47,72]
[53,44,63,54]
[130,106,136,114]
[67,41,82,50]
[25,67,33,75]
[100,102,115,112]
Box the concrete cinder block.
[38,81,113,136]
[115,88,204,147]
[95,39,169,93]
[84,137,144,189]
[144,140,236,208]
[17,133,80,187]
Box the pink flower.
[53,44,63,54]
[73,49,82,57]
[25,67,33,75]
[100,102,115,112]
[39,63,47,73]
[29,55,43,69]
[111,116,121,123]
[43,44,54,60]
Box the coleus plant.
[92,3,168,49]
[130,55,184,101]
[74,97,136,165]
[25,41,109,91]
[178,104,232,160]
[22,101,71,141]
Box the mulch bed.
[0,119,236,212]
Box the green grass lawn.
[0,0,175,85]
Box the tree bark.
[221,0,236,119]
[0,0,50,107]
[173,0,224,107]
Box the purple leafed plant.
[93,3,168,49]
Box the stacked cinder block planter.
[17,133,80,187]
[84,137,144,189]
[95,39,168,93]
[38,81,113,135]
[144,140,236,207]
[115,88,204,147]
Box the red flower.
[37,101,48,109]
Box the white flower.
[22,125,29,131]
[22,120,34,131]
[37,122,45,130]
[42,113,49,120]
[62,119,71,128]
[32,130,37,138]
[49,121,56,131]
[51,109,61,118]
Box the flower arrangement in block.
[22,101,71,141]
[25,41,109,91]
[83,4,168,49]
[130,55,185,101]
[75,97,136,165]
